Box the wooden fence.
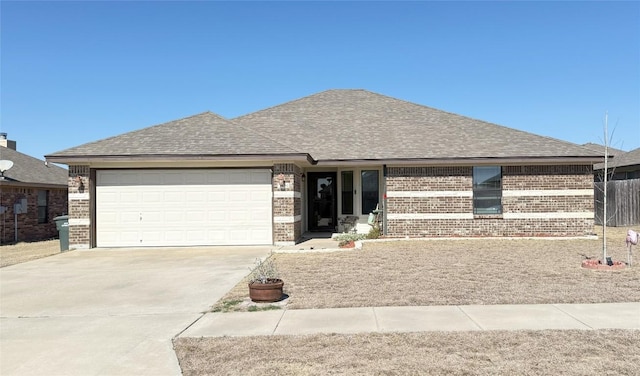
[594,178,640,226]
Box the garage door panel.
[249,229,272,243]
[251,190,271,201]
[142,211,164,224]
[142,191,163,203]
[164,210,186,222]
[164,231,186,243]
[227,209,249,221]
[251,208,271,221]
[119,211,141,224]
[208,191,226,202]
[97,169,272,247]
[163,191,184,203]
[187,230,207,242]
[120,191,140,204]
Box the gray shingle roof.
[581,143,626,157]
[47,112,302,158]
[0,146,67,186]
[235,90,599,161]
[594,147,640,170]
[47,90,601,163]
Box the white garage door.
[96,169,272,247]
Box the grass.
[182,226,640,375]
[175,329,640,375]
[247,305,281,312]
[212,226,639,311]
[0,239,63,267]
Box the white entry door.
[96,169,272,247]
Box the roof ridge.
[233,89,369,120]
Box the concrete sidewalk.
[180,302,640,338]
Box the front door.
[307,172,337,231]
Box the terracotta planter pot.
[248,279,284,302]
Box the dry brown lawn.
[0,239,63,267]
[213,226,639,311]
[175,329,640,376]
[177,226,640,375]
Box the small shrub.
[366,227,381,239]
[248,255,280,284]
[335,233,366,247]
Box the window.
[341,171,354,214]
[473,166,502,215]
[37,190,49,224]
[361,170,379,215]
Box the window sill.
[473,214,503,220]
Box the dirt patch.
[174,329,640,376]
[0,239,64,267]
[582,259,627,270]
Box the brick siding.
[272,163,302,244]
[385,165,594,237]
[0,186,68,244]
[68,165,91,248]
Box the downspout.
[383,164,387,236]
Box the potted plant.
[248,255,284,302]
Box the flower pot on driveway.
[249,279,284,302]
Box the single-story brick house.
[0,134,68,244]
[593,147,640,181]
[46,90,601,249]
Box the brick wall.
[385,165,594,237]
[0,186,67,244]
[68,165,91,248]
[272,163,302,245]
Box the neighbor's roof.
[47,112,308,162]
[594,147,640,170]
[581,142,626,157]
[47,90,601,164]
[0,146,68,186]
[235,90,600,162]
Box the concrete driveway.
[0,246,271,376]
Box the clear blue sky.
[2,1,639,161]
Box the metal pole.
[603,112,608,262]
[14,208,18,243]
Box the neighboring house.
[46,90,601,249]
[591,147,640,226]
[0,134,68,244]
[593,147,640,180]
[582,142,625,178]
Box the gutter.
[45,153,317,166]
[315,156,604,167]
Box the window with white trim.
[473,166,502,215]
[361,170,379,215]
[341,171,354,215]
[37,190,49,224]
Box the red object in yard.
[581,259,626,270]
